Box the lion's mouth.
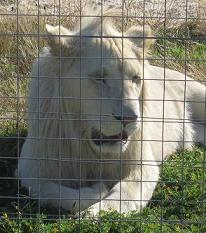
[92,129,128,146]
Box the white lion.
[19,9,205,216]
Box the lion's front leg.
[39,181,109,212]
[87,162,160,216]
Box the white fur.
[19,9,205,216]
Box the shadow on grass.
[0,134,79,218]
[0,136,27,214]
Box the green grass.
[0,8,206,233]
[0,147,205,232]
[151,26,206,81]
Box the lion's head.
[45,9,153,156]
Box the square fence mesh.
[0,0,206,232]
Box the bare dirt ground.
[1,0,205,20]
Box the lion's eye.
[132,75,141,82]
[90,69,107,84]
[95,77,106,84]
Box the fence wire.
[0,0,206,232]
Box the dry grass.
[0,5,79,132]
[0,15,45,132]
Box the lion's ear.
[45,24,73,55]
[125,25,154,50]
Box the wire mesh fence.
[0,0,206,232]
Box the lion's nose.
[113,114,138,127]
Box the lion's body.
[19,9,205,214]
